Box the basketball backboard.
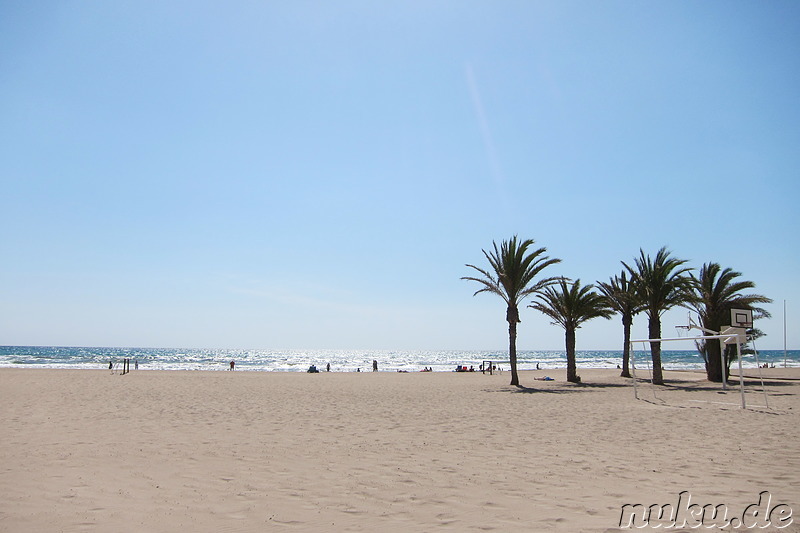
[730,308,753,329]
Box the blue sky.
[2,1,798,351]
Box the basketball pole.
[630,342,638,399]
[737,335,746,409]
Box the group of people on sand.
[231,360,558,373]
[305,361,435,373]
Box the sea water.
[1,346,797,372]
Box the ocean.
[1,346,798,372]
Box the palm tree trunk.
[506,304,521,386]
[508,315,520,387]
[649,316,664,385]
[705,338,724,382]
[621,315,632,378]
[566,327,580,383]
[723,344,734,381]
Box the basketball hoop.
[675,325,689,338]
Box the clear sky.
[2,1,798,351]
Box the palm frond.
[529,279,613,330]
[624,246,695,318]
[689,261,773,330]
[462,236,561,312]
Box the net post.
[720,338,727,391]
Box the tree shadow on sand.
[487,378,799,405]
[486,381,631,394]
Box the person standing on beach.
[229,361,235,371]
[373,360,378,372]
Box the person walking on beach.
[373,360,378,372]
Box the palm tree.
[463,236,561,387]
[689,262,772,382]
[622,247,695,385]
[529,279,613,383]
[597,271,643,378]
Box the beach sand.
[1,367,798,532]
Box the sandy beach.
[1,367,798,532]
